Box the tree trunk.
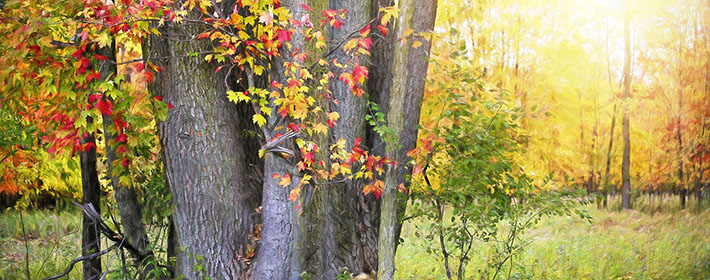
[621,0,632,210]
[98,39,154,276]
[300,1,382,278]
[378,0,437,278]
[79,123,102,279]
[250,3,306,278]
[150,6,260,278]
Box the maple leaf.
[259,11,273,25]
[327,112,340,127]
[352,65,368,84]
[363,180,383,199]
[377,25,388,36]
[86,71,101,83]
[276,29,292,45]
[360,25,371,37]
[253,114,267,126]
[278,174,292,186]
[98,99,113,116]
[289,187,300,201]
[332,19,344,30]
[359,38,373,51]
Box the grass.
[0,207,138,280]
[0,208,84,279]
[396,196,710,279]
[1,195,709,279]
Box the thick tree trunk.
[250,1,305,279]
[251,155,301,280]
[379,0,437,279]
[79,124,102,279]
[621,1,632,210]
[300,1,381,278]
[150,7,260,278]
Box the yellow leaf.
[253,114,267,126]
[412,40,422,49]
[328,111,340,123]
[313,123,328,135]
[343,39,358,53]
[404,28,414,37]
[278,174,292,186]
[289,187,300,201]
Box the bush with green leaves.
[408,66,591,280]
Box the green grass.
[396,198,710,280]
[0,208,84,279]
[0,208,139,279]
[2,196,709,280]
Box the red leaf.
[332,19,344,30]
[86,71,101,83]
[88,94,102,106]
[300,3,313,12]
[144,71,154,83]
[359,24,370,37]
[288,123,300,131]
[276,29,292,45]
[377,25,388,36]
[116,133,128,143]
[98,99,113,116]
[136,62,145,72]
[94,54,109,61]
[121,158,130,167]
[83,141,96,152]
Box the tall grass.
[396,198,710,279]
[1,209,84,279]
[0,208,135,279]
[2,196,709,279]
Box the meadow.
[396,196,710,280]
[1,196,709,279]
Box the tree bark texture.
[300,0,382,278]
[79,125,102,279]
[151,7,260,278]
[380,0,438,278]
[250,2,306,278]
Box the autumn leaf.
[278,174,292,186]
[253,114,267,126]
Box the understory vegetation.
[2,197,709,279]
[396,198,710,280]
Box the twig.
[42,244,118,280]
[19,211,31,280]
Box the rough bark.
[621,1,632,210]
[378,0,437,278]
[300,1,379,278]
[79,124,102,279]
[149,6,260,278]
[250,1,305,279]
